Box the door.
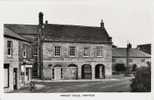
[54,67,62,80]
[13,68,17,90]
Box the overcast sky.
[0,0,152,47]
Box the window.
[69,46,76,56]
[23,48,26,58]
[55,46,61,56]
[7,40,13,57]
[34,47,38,56]
[96,46,103,57]
[4,64,9,88]
[83,47,90,57]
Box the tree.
[130,66,151,92]
[114,63,126,73]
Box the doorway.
[81,64,92,79]
[13,68,17,90]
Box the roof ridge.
[4,23,102,29]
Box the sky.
[0,0,152,47]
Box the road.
[10,78,132,93]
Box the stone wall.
[42,42,112,80]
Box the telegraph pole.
[38,12,44,79]
[126,43,131,75]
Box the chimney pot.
[39,12,44,25]
[100,19,104,28]
[45,20,48,24]
[127,43,132,49]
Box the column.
[92,64,95,80]
[78,65,82,79]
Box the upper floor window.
[83,47,90,57]
[55,46,61,57]
[7,40,13,57]
[96,46,103,57]
[23,48,26,58]
[69,46,76,56]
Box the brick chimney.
[39,12,43,25]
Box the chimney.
[45,20,48,25]
[39,12,44,25]
[127,43,132,49]
[100,19,104,28]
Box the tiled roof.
[4,27,28,42]
[5,24,112,44]
[112,48,151,58]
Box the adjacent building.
[4,26,33,92]
[137,44,151,54]
[112,45,151,73]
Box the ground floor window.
[4,64,9,88]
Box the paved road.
[10,78,132,93]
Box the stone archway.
[63,64,78,80]
[53,64,62,80]
[95,64,105,79]
[81,64,92,79]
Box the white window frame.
[54,46,61,57]
[96,46,103,57]
[23,48,26,58]
[7,40,13,57]
[83,47,90,57]
[69,46,76,57]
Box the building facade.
[112,46,151,73]
[4,12,113,80]
[43,42,112,80]
[4,27,33,92]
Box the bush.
[114,63,126,73]
[130,66,151,92]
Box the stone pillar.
[78,65,82,79]
[99,66,103,79]
[92,64,95,80]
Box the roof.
[112,48,151,58]
[4,26,29,42]
[4,23,112,44]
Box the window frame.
[96,46,103,57]
[7,40,13,57]
[23,47,27,58]
[54,46,61,57]
[83,47,90,57]
[69,46,76,57]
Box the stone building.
[4,26,33,92]
[5,12,112,80]
[112,46,151,73]
[137,44,151,54]
[42,23,113,80]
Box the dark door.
[82,64,92,79]
[13,68,17,90]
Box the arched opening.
[95,64,105,79]
[53,64,62,80]
[63,64,78,80]
[81,64,92,79]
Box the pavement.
[9,76,133,93]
